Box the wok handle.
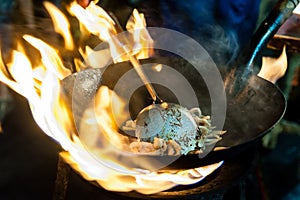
[246,0,299,69]
[228,0,299,96]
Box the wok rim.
[61,58,287,170]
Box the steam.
[192,24,240,67]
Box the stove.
[53,147,259,200]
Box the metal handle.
[246,0,300,69]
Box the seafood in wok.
[79,86,225,156]
[123,103,226,155]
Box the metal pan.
[61,56,286,170]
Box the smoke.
[1,1,241,72]
[192,24,240,68]
[153,0,241,69]
[0,1,57,58]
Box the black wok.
[61,56,285,170]
[61,0,297,170]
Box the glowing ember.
[0,1,224,194]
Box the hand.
[258,45,287,84]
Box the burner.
[53,147,259,200]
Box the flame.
[152,64,163,72]
[78,45,111,69]
[0,1,221,195]
[69,1,116,41]
[43,1,74,51]
[126,9,154,59]
[90,85,129,149]
[62,150,223,194]
[8,51,34,90]
[69,1,153,64]
[23,35,71,79]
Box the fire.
[23,35,72,80]
[126,8,154,59]
[69,1,153,63]
[0,1,222,194]
[44,1,74,51]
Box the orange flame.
[0,1,221,194]
[69,1,153,64]
[43,1,74,51]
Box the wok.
[61,0,297,170]
[61,57,285,170]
